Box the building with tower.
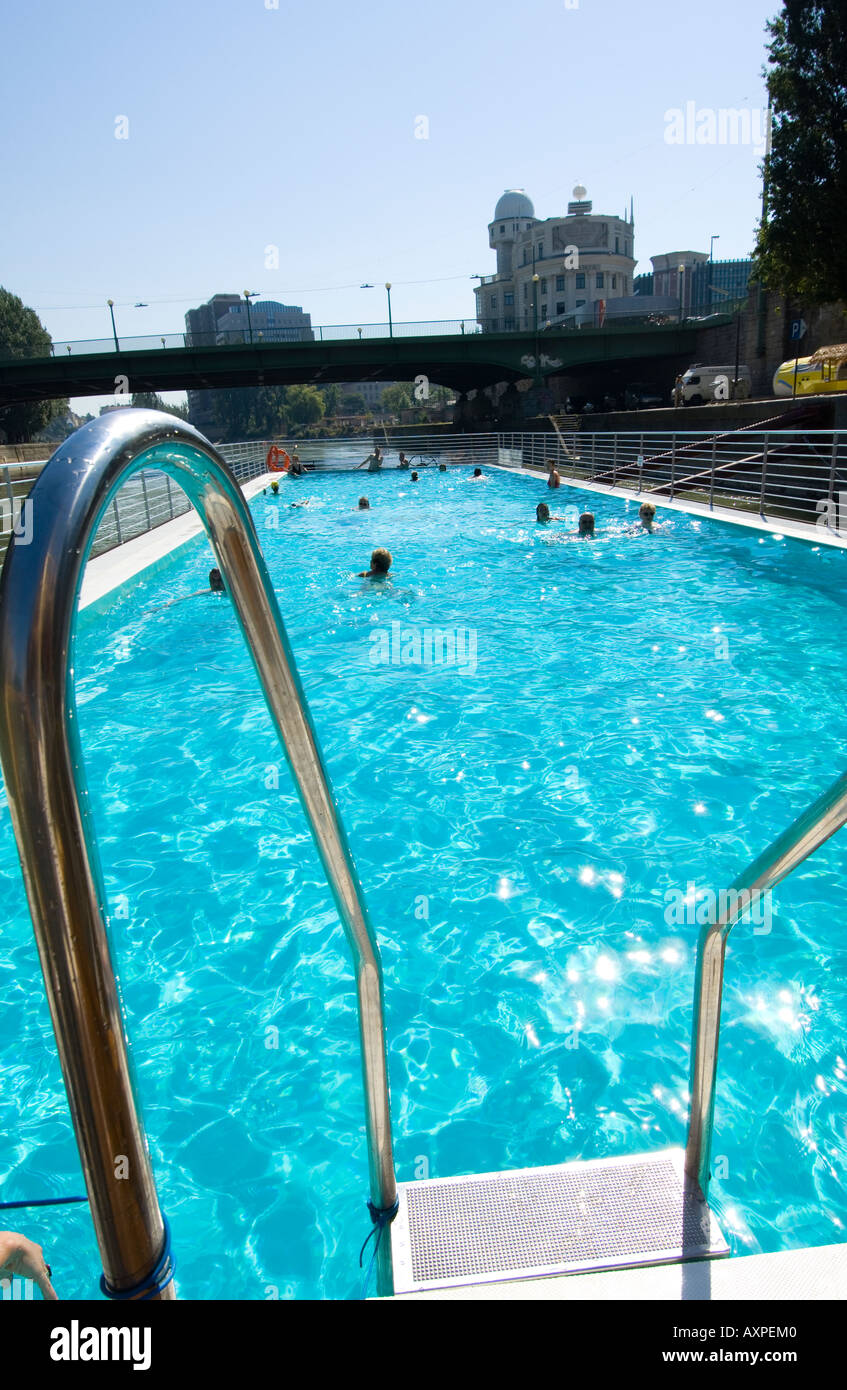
[474,186,637,331]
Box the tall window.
[541,303,547,317]
[576,273,585,289]
[490,295,497,308]
[596,273,604,289]
[555,275,565,291]
[541,278,547,292]
[615,236,619,253]
[611,275,617,289]
[523,284,528,301]
[537,242,543,260]
[504,292,514,306]
[556,301,565,315]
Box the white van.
[678,364,751,405]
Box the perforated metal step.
[391,1147,729,1294]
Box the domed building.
[474,186,636,331]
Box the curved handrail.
[0,409,397,1298]
[685,770,847,1196]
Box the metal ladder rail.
[0,409,397,1299]
[686,769,847,1196]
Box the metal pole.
[385,284,393,339]
[685,769,847,1197]
[112,496,123,545]
[0,409,398,1298]
[759,433,769,517]
[140,471,153,530]
[709,437,717,510]
[107,300,120,353]
[669,434,677,500]
[611,434,618,488]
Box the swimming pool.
[1,463,846,1299]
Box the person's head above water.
[411,471,419,481]
[639,501,656,531]
[439,463,447,472]
[578,512,595,537]
[536,502,551,522]
[358,496,370,509]
[366,547,392,576]
[209,568,225,592]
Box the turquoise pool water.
[1,464,846,1299]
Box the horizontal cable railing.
[496,427,847,531]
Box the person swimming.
[209,567,225,591]
[536,502,563,523]
[439,463,447,472]
[472,467,483,480]
[358,547,392,578]
[638,501,657,533]
[411,471,419,481]
[578,512,595,538]
[358,496,370,510]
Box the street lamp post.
[678,264,686,324]
[532,274,541,386]
[709,236,720,309]
[385,283,393,339]
[243,290,256,344]
[107,299,120,352]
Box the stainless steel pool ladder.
[0,410,397,1299]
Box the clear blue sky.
[1,0,777,409]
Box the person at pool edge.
[358,547,392,579]
[357,445,383,472]
[289,452,305,476]
[398,452,410,470]
[547,459,561,489]
[0,1230,58,1300]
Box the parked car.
[624,383,664,410]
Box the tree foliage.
[0,287,67,442]
[755,2,847,302]
[131,391,190,419]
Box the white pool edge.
[495,461,847,551]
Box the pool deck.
[389,1242,847,1301]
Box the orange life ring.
[267,446,291,473]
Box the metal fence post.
[759,433,769,517]
[611,434,618,488]
[111,497,123,545]
[591,433,596,475]
[140,471,153,530]
[708,438,717,510]
[164,474,175,519]
[669,435,677,500]
[828,434,839,505]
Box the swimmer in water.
[357,547,392,579]
[150,568,226,612]
[638,501,657,533]
[472,467,483,480]
[411,471,419,482]
[398,452,410,469]
[358,496,370,510]
[578,512,595,539]
[547,459,561,489]
[439,463,447,472]
[536,502,566,523]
